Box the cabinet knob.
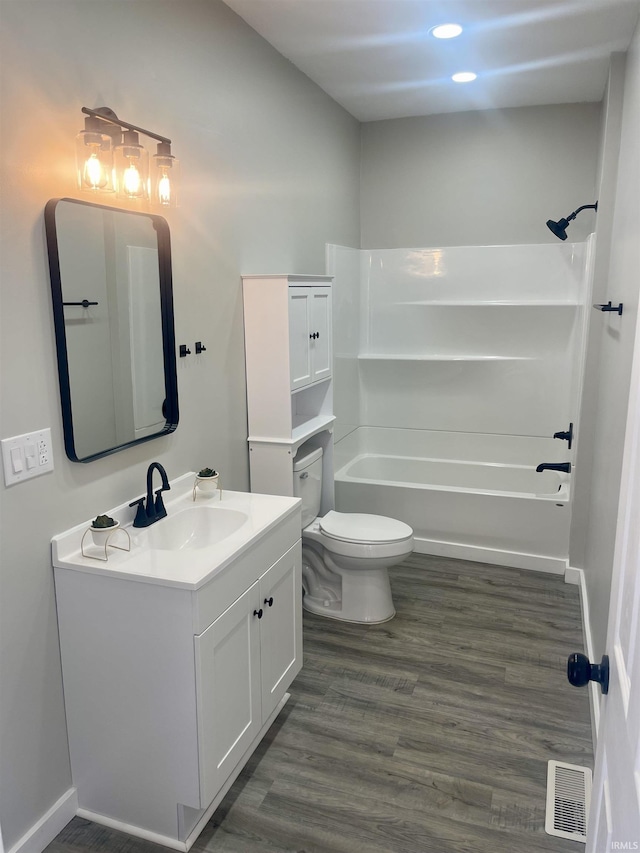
[264,597,274,607]
[253,608,263,619]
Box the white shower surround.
[327,240,593,572]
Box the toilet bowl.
[293,446,413,623]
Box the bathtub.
[334,427,571,574]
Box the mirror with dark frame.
[45,197,179,462]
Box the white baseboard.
[7,788,77,853]
[75,810,188,852]
[565,565,600,752]
[413,536,567,575]
[564,565,582,585]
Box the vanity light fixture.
[77,107,179,207]
[152,141,180,208]
[452,71,477,83]
[75,115,115,193]
[114,129,149,200]
[430,23,462,39]
[546,202,598,241]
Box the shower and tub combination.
[327,239,593,574]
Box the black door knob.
[253,608,263,619]
[567,652,609,694]
[264,596,274,607]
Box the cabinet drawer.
[192,513,300,634]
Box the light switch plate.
[2,428,54,486]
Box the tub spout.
[536,462,571,474]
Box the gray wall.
[360,103,601,248]
[0,1,360,847]
[571,30,640,658]
[569,57,626,592]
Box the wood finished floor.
[47,553,592,853]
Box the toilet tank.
[293,445,323,527]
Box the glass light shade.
[152,142,179,207]
[452,71,477,83]
[114,130,149,199]
[431,23,462,39]
[75,128,114,192]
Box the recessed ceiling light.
[452,71,477,83]
[431,23,463,39]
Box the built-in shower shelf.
[358,354,533,362]
[399,300,581,307]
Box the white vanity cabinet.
[243,274,335,509]
[52,485,302,851]
[195,545,301,807]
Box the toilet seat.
[319,510,413,545]
[303,511,413,562]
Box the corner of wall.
[6,789,77,853]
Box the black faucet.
[536,462,572,474]
[129,462,171,528]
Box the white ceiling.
[221,0,640,121]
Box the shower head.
[546,216,571,240]
[546,202,598,241]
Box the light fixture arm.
[81,106,171,145]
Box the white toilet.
[293,445,413,623]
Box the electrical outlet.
[2,428,54,486]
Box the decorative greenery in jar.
[91,514,117,529]
[197,468,218,479]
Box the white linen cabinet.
[243,275,335,512]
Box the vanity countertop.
[51,473,301,590]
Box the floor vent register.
[545,760,592,843]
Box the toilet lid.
[319,511,413,545]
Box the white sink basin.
[51,475,302,590]
[136,506,249,551]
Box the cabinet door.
[309,287,332,384]
[194,582,261,807]
[259,542,303,720]
[289,288,313,390]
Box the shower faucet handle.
[593,301,623,315]
[553,423,573,449]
